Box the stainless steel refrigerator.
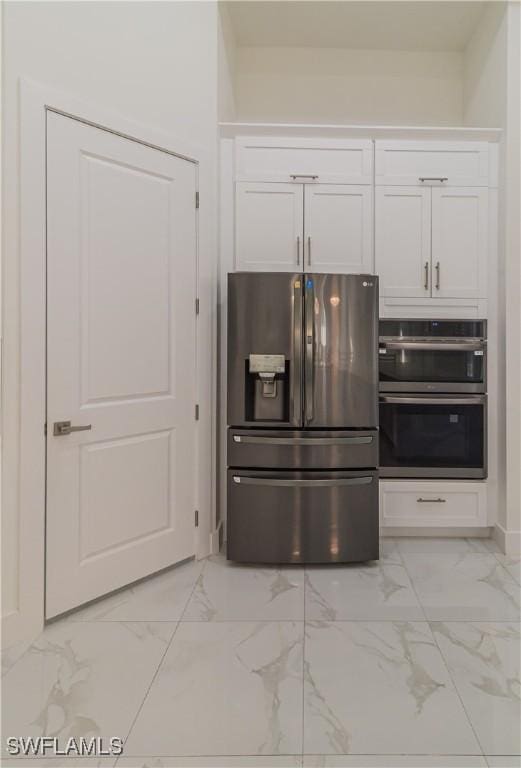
[227,272,379,564]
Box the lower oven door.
[227,469,379,564]
[379,394,486,479]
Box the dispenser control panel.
[249,354,285,374]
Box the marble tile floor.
[1,538,520,768]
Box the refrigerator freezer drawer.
[228,429,378,470]
[227,469,379,564]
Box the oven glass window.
[379,401,484,469]
[379,349,484,384]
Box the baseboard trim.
[209,522,223,555]
[380,526,493,538]
[493,522,521,554]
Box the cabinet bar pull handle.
[419,177,448,182]
[290,174,318,180]
[297,236,300,265]
[308,236,312,266]
[417,497,446,503]
[435,261,440,290]
[424,261,429,291]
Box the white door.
[46,112,197,618]
[235,182,303,271]
[375,186,431,297]
[431,187,488,299]
[304,184,373,274]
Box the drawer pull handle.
[290,174,318,181]
[417,497,446,503]
[418,177,448,183]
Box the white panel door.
[375,186,431,298]
[304,184,373,274]
[431,187,488,299]
[235,182,303,271]
[46,112,197,618]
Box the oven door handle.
[379,395,486,405]
[380,341,485,352]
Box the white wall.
[463,1,521,552]
[234,46,463,125]
[218,3,237,122]
[1,0,219,645]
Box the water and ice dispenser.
[245,353,289,422]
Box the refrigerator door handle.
[232,476,373,487]
[305,280,314,423]
[233,435,374,446]
[292,278,303,425]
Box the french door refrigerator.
[227,272,379,564]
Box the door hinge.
[195,509,199,527]
[195,297,200,315]
[195,191,200,209]
[195,404,200,420]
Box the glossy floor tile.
[303,757,488,767]
[2,538,520,765]
[183,555,305,621]
[1,621,175,758]
[396,537,491,555]
[115,758,303,767]
[304,621,481,755]
[125,621,304,756]
[305,561,424,621]
[65,558,203,622]
[432,622,521,756]
[400,553,521,621]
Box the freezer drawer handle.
[233,435,373,446]
[232,476,373,487]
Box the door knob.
[53,421,92,436]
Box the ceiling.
[224,1,489,52]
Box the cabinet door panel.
[431,187,488,299]
[304,184,373,274]
[375,187,431,298]
[235,182,303,271]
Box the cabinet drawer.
[235,137,373,184]
[375,141,489,187]
[380,481,487,528]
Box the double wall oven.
[379,320,487,479]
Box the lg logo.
[362,281,374,287]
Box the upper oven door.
[379,394,487,479]
[379,338,486,392]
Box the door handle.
[292,278,302,425]
[233,476,373,487]
[53,420,92,436]
[307,236,312,266]
[305,281,314,423]
[435,261,440,290]
[290,174,318,181]
[424,261,429,291]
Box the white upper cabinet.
[375,140,490,187]
[375,187,431,298]
[235,182,303,271]
[235,137,373,184]
[304,184,373,274]
[431,187,488,299]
